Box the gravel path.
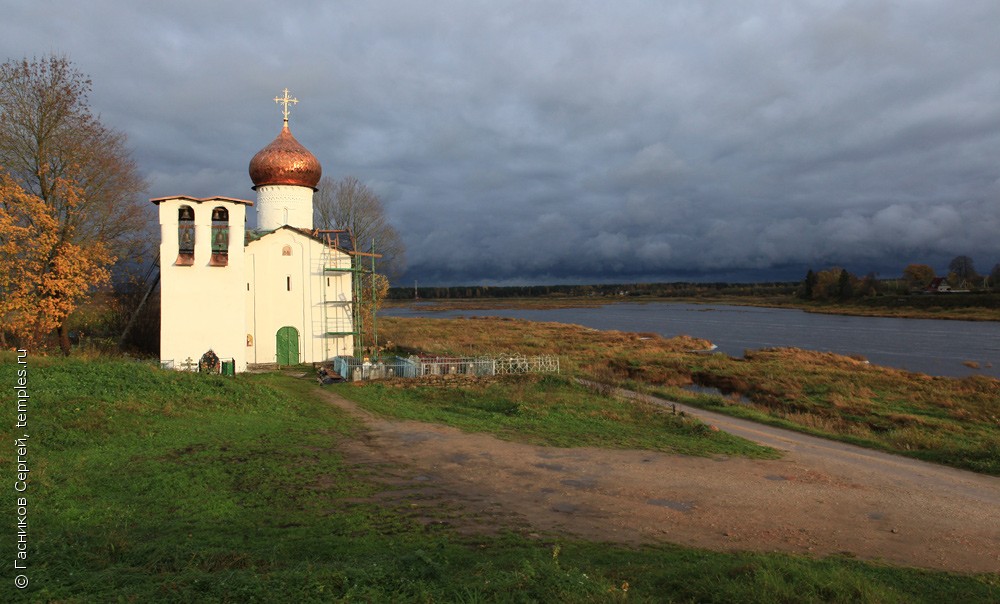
[321,387,1000,573]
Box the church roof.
[248,124,322,190]
[245,225,351,254]
[150,195,253,206]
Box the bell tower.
[152,195,251,372]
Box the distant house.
[925,277,951,293]
[924,277,971,294]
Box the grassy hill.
[2,354,997,602]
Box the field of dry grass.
[380,316,1000,474]
[382,315,711,380]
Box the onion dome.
[248,124,322,190]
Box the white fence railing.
[332,355,560,381]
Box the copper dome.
[249,124,322,190]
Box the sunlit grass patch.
[337,374,777,458]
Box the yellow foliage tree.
[903,263,935,289]
[1,55,146,353]
[0,171,113,349]
[808,267,858,300]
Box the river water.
[382,302,1000,379]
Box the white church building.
[155,90,355,373]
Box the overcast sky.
[3,1,999,285]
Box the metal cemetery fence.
[332,355,560,381]
[493,355,561,374]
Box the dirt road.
[320,387,1000,573]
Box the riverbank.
[385,293,1000,321]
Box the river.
[382,302,1000,379]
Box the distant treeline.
[391,257,1000,304]
[388,272,1000,315]
[388,282,800,300]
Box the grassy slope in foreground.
[2,355,997,602]
[380,316,1000,475]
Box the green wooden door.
[276,326,299,365]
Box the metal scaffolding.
[318,229,380,360]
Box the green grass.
[2,356,997,602]
[335,374,778,459]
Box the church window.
[210,206,229,266]
[286,275,292,291]
[176,205,195,266]
[282,245,292,256]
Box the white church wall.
[255,185,313,231]
[244,228,353,365]
[156,196,249,372]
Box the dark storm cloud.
[3,1,999,284]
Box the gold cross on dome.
[274,88,298,123]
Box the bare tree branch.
[314,175,406,280]
[0,55,148,255]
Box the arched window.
[282,245,292,256]
[176,205,195,266]
[210,206,229,266]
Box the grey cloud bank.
[2,0,998,285]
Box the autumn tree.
[947,255,977,286]
[314,175,405,280]
[811,267,837,300]
[0,172,113,348]
[857,272,879,297]
[902,263,935,289]
[0,54,147,352]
